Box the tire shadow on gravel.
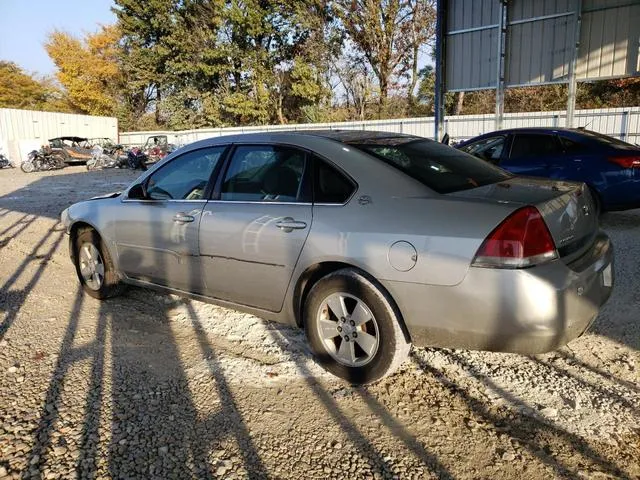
[412,351,634,480]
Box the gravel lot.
[0,166,638,479]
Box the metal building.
[434,0,640,139]
[0,108,118,163]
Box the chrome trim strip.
[121,199,208,204]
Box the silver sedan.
[61,131,614,383]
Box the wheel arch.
[292,261,412,344]
[68,221,116,268]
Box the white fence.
[120,106,640,147]
[0,108,118,162]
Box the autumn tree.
[46,26,124,117]
[0,61,69,112]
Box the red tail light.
[472,206,557,268]
[608,155,640,168]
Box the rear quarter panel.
[298,196,518,288]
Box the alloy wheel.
[315,292,380,367]
[78,243,105,291]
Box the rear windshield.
[350,138,511,194]
[579,129,639,150]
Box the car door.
[502,133,564,177]
[199,144,312,311]
[115,146,226,292]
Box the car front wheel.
[304,269,410,384]
[74,229,125,299]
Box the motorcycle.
[86,146,127,170]
[21,149,66,173]
[127,147,148,171]
[0,150,14,169]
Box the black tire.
[304,268,410,384]
[74,228,125,299]
[21,161,35,173]
[51,154,66,169]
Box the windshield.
[349,138,511,194]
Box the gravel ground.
[0,166,638,479]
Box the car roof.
[298,129,420,143]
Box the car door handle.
[275,218,307,232]
[173,213,195,223]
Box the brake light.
[472,206,557,268]
[608,155,640,168]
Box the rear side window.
[559,136,586,153]
[314,158,355,204]
[351,139,510,194]
[510,134,562,159]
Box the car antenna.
[578,119,593,131]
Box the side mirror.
[441,133,450,145]
[128,183,147,200]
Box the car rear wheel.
[74,229,125,299]
[304,268,410,384]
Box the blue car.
[456,128,640,212]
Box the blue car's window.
[578,129,638,151]
[351,138,511,194]
[459,136,505,163]
[509,134,562,159]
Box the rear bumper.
[382,232,613,354]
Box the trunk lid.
[450,177,599,264]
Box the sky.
[0,0,116,76]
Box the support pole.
[566,0,582,128]
[495,0,507,131]
[434,0,446,141]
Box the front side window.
[509,134,562,159]
[459,136,506,163]
[221,145,307,202]
[146,147,224,200]
[350,138,510,194]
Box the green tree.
[113,0,178,125]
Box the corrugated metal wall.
[445,0,639,91]
[445,0,501,90]
[506,0,576,86]
[578,0,640,79]
[0,108,118,162]
[119,106,640,146]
